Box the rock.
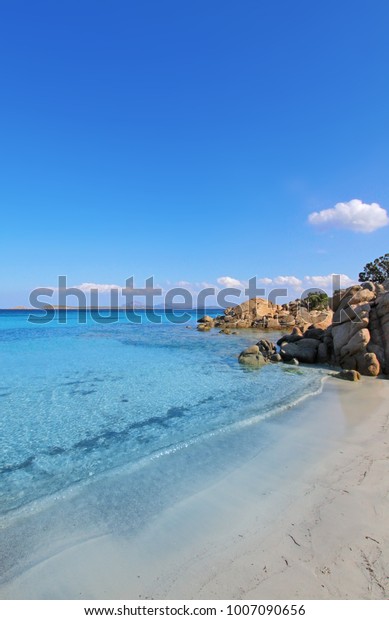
[276,333,303,346]
[280,338,320,364]
[367,341,385,369]
[333,300,371,326]
[331,308,371,364]
[238,355,266,367]
[355,352,380,377]
[197,315,214,324]
[197,323,211,331]
[350,288,376,305]
[236,320,251,328]
[197,315,214,331]
[303,327,325,340]
[284,357,299,365]
[310,310,334,330]
[270,353,282,362]
[332,285,363,313]
[264,317,281,329]
[226,298,275,322]
[238,346,267,367]
[256,339,277,358]
[294,307,333,330]
[342,327,371,358]
[375,291,389,373]
[334,369,361,382]
[360,281,376,293]
[243,345,260,354]
[219,328,232,334]
[278,315,296,327]
[317,342,330,364]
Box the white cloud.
[274,276,303,287]
[258,277,273,285]
[303,274,355,291]
[308,199,389,233]
[45,282,121,293]
[217,276,243,288]
[76,282,121,293]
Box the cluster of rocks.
[329,282,386,377]
[197,315,215,331]
[198,281,389,378]
[212,297,333,331]
[238,339,282,366]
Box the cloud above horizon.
[303,274,355,290]
[273,275,303,288]
[217,276,243,288]
[41,273,357,306]
[76,282,121,293]
[308,199,389,233]
[235,274,355,295]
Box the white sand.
[1,376,388,599]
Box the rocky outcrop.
[234,280,389,376]
[197,315,215,331]
[238,339,278,367]
[214,297,333,332]
[330,282,386,376]
[278,281,389,376]
[371,290,389,373]
[200,280,389,377]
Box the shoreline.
[1,375,388,599]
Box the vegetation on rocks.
[359,253,389,284]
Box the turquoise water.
[0,310,325,516]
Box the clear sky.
[1,0,389,306]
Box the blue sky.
[1,0,389,306]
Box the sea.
[0,309,327,522]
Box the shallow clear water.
[0,310,325,515]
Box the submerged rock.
[238,346,267,367]
[197,315,215,330]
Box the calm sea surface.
[0,310,325,515]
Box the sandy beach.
[1,375,388,600]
